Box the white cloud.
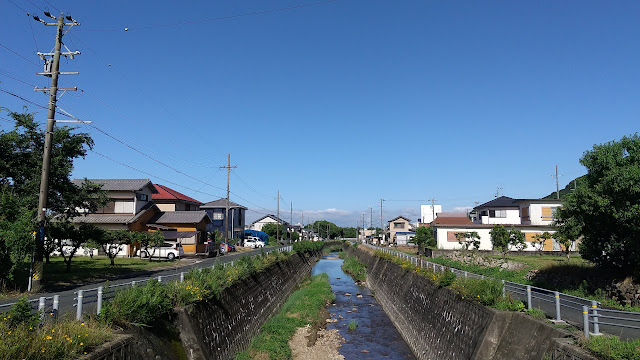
[449,206,473,213]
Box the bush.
[525,308,545,319]
[101,279,171,326]
[348,320,358,331]
[494,295,525,312]
[292,241,323,254]
[341,256,366,282]
[438,270,457,288]
[8,297,40,329]
[451,277,504,306]
[583,336,640,360]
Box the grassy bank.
[341,256,366,283]
[236,273,335,360]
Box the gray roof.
[389,215,412,223]
[474,196,519,209]
[200,198,247,210]
[71,202,158,225]
[250,214,289,226]
[150,211,210,224]
[72,178,158,193]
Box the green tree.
[138,231,165,261]
[556,134,640,274]
[490,225,510,259]
[0,110,107,285]
[455,231,481,252]
[409,226,435,256]
[532,231,553,256]
[99,230,136,266]
[262,223,286,239]
[48,220,104,272]
[509,227,527,252]
[553,209,581,261]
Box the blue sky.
[1,0,639,227]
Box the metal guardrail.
[0,245,293,323]
[362,243,640,339]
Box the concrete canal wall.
[346,244,595,360]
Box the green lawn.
[2,256,181,297]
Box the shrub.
[495,295,525,312]
[525,308,546,319]
[101,279,171,326]
[583,336,640,360]
[451,277,504,306]
[8,297,40,329]
[341,256,366,282]
[348,320,358,331]
[438,270,457,288]
[292,241,323,254]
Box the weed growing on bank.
[581,336,640,360]
[236,273,335,360]
[341,256,367,282]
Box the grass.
[0,315,113,360]
[348,320,357,331]
[236,273,335,360]
[341,256,367,283]
[582,336,640,360]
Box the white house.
[420,204,442,224]
[431,196,570,252]
[247,214,289,232]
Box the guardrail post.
[76,290,83,321]
[53,295,59,320]
[582,305,589,339]
[591,300,600,335]
[554,291,561,321]
[97,286,103,316]
[501,280,506,297]
[131,280,136,287]
[38,296,45,325]
[464,271,468,278]
[157,275,162,283]
[180,272,184,282]
[526,285,532,310]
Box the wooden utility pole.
[428,198,437,223]
[380,199,384,242]
[31,12,80,291]
[555,165,560,199]
[290,201,293,242]
[220,154,236,243]
[276,190,282,241]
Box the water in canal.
[312,253,416,359]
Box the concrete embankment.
[345,244,597,360]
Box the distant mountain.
[543,175,586,199]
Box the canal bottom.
[311,253,416,359]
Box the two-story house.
[247,214,289,232]
[152,184,203,211]
[387,216,414,244]
[431,196,566,251]
[200,198,247,240]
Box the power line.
[0,42,40,66]
[80,0,338,32]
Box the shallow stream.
[311,253,416,359]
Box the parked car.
[244,237,265,248]
[226,243,236,252]
[137,242,184,260]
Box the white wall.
[478,208,521,225]
[435,226,560,252]
[251,217,279,232]
[526,203,561,226]
[421,205,442,223]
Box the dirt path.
[289,324,345,360]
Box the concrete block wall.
[179,251,320,360]
[346,245,577,360]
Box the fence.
[363,243,640,340]
[0,245,293,323]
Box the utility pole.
[369,207,373,231]
[553,165,561,199]
[31,12,80,291]
[276,190,282,241]
[362,213,365,241]
[380,199,384,243]
[290,201,293,243]
[220,154,236,243]
[428,198,437,223]
[301,211,304,240]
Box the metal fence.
[0,245,293,322]
[363,243,640,340]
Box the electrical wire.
[80,0,338,32]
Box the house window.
[114,200,134,213]
[393,222,404,229]
[137,193,149,201]
[541,207,556,221]
[489,210,506,218]
[212,212,224,220]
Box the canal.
[311,252,416,359]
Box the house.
[152,184,203,211]
[395,232,416,246]
[200,198,247,239]
[71,178,160,232]
[388,216,414,244]
[147,211,210,254]
[420,204,442,224]
[430,197,567,252]
[247,214,289,232]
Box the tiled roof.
[71,202,158,225]
[72,178,158,193]
[389,215,412,223]
[152,184,203,204]
[201,198,247,209]
[430,215,473,226]
[150,211,210,224]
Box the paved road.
[0,246,282,318]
